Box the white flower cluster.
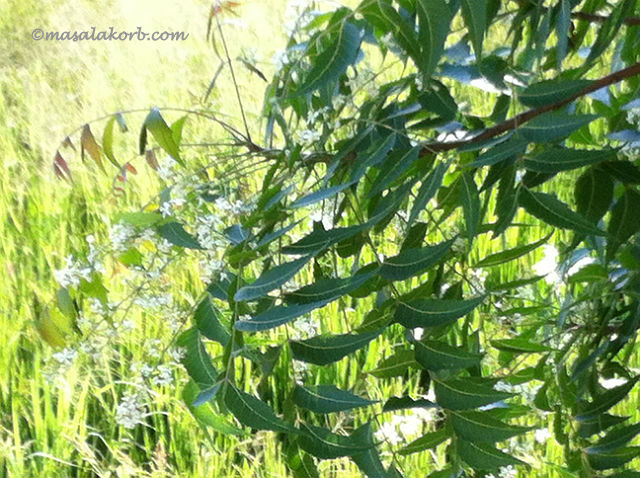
[54,255,92,288]
[487,465,517,478]
[156,155,178,182]
[296,129,322,146]
[533,245,561,285]
[493,380,541,405]
[214,196,255,216]
[283,0,315,37]
[195,214,224,250]
[374,408,437,446]
[160,184,189,218]
[115,391,146,429]
[52,347,78,367]
[109,222,136,253]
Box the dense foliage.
[47,0,640,476]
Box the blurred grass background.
[1,0,638,477]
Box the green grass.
[1,1,640,477]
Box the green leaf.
[383,396,436,412]
[283,224,368,256]
[519,188,604,235]
[607,189,640,259]
[578,414,629,438]
[290,329,382,365]
[468,136,528,168]
[235,300,328,332]
[80,124,103,170]
[575,168,614,223]
[293,385,377,413]
[298,423,372,459]
[292,182,354,209]
[433,378,513,410]
[451,411,532,442]
[350,133,396,182]
[394,296,485,329]
[182,381,244,435]
[461,172,480,241]
[524,148,617,173]
[380,240,453,281]
[369,146,420,197]
[351,424,395,478]
[458,439,526,470]
[414,340,482,371]
[475,233,552,268]
[234,256,310,302]
[368,349,418,378]
[285,268,378,304]
[599,161,640,184]
[587,423,640,454]
[157,222,203,249]
[143,108,181,162]
[224,383,295,433]
[519,79,591,108]
[416,0,451,80]
[286,444,319,478]
[296,21,361,96]
[195,295,230,346]
[576,379,639,420]
[102,116,120,168]
[117,212,163,228]
[176,328,218,389]
[398,429,450,456]
[556,0,571,67]
[409,161,447,225]
[491,338,551,354]
[588,447,640,471]
[568,264,608,283]
[520,113,598,143]
[461,0,486,58]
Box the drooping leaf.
[587,447,640,471]
[283,224,368,256]
[556,0,571,67]
[416,0,451,80]
[574,168,614,224]
[143,108,181,162]
[369,146,420,197]
[298,423,372,459]
[475,233,552,268]
[380,240,453,281]
[290,329,382,365]
[296,21,361,96]
[285,268,378,304]
[398,429,450,456]
[235,300,329,332]
[519,79,591,108]
[182,381,244,435]
[102,117,120,168]
[414,340,482,371]
[451,411,532,442]
[461,172,480,241]
[461,0,486,58]
[607,189,640,259]
[157,222,203,249]
[576,379,639,420]
[578,414,629,438]
[234,256,311,301]
[587,423,640,454]
[468,136,528,168]
[194,295,230,346]
[519,188,604,235]
[351,424,396,478]
[368,349,418,378]
[394,296,485,329]
[293,385,377,413]
[599,161,640,184]
[458,439,526,470]
[409,161,447,225]
[520,113,598,143]
[433,378,513,410]
[292,182,354,209]
[176,328,218,389]
[81,124,103,169]
[523,148,617,173]
[491,338,552,354]
[224,383,296,433]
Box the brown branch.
[572,11,640,27]
[419,61,640,156]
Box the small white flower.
[109,222,136,253]
[153,365,174,386]
[296,129,322,146]
[534,245,561,285]
[52,347,78,367]
[535,428,552,444]
[53,255,92,288]
[599,377,627,390]
[115,392,145,429]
